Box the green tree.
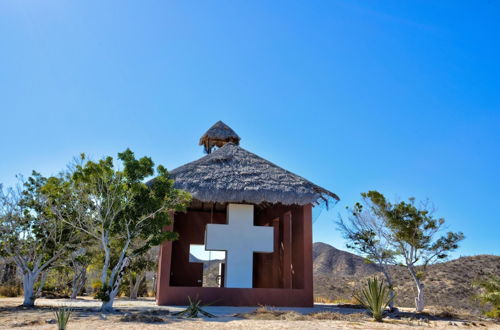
[362,191,464,312]
[0,173,78,306]
[49,149,190,312]
[337,198,397,310]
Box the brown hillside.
[313,242,381,278]
[313,242,500,313]
[191,243,500,313]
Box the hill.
[313,242,381,278]
[313,242,500,313]
[191,243,499,313]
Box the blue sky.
[0,1,498,258]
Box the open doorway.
[189,244,226,287]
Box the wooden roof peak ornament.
[199,120,241,154]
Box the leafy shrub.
[353,277,393,322]
[474,276,500,319]
[94,285,111,302]
[90,279,102,294]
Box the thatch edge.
[168,143,339,207]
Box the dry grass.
[0,285,21,298]
[314,296,358,304]
[10,319,45,328]
[237,306,308,320]
[417,305,479,321]
[120,313,165,323]
[237,305,369,322]
[309,311,368,321]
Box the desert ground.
[0,297,498,329]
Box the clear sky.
[1,1,499,258]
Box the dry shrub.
[314,296,358,305]
[280,311,308,321]
[0,285,20,297]
[120,313,164,323]
[410,305,479,322]
[309,311,367,321]
[240,306,368,322]
[239,306,306,320]
[315,296,335,304]
[12,319,44,327]
[430,305,471,320]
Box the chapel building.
[156,121,338,307]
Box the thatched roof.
[199,121,240,153]
[169,142,339,206]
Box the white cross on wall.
[205,203,274,288]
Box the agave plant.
[174,296,215,318]
[353,277,394,322]
[54,307,71,330]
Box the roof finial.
[199,121,240,154]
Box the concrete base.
[158,286,313,307]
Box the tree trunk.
[100,299,115,313]
[408,265,425,312]
[129,273,144,300]
[70,266,87,300]
[386,284,396,311]
[100,278,121,312]
[100,257,130,312]
[415,282,425,312]
[35,271,48,298]
[22,273,37,307]
[70,275,79,300]
[381,268,396,311]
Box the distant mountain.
[313,242,500,313]
[189,253,224,266]
[313,242,380,278]
[189,253,224,287]
[313,242,382,301]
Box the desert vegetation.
[0,150,190,312]
[353,277,393,321]
[0,153,498,329]
[314,244,500,318]
[338,191,465,313]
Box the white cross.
[205,203,274,288]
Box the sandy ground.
[0,297,498,329]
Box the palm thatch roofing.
[169,141,339,206]
[199,120,240,153]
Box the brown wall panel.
[170,210,226,286]
[157,203,314,307]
